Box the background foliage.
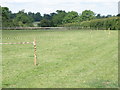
[1,6,119,30]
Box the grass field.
[2,30,118,88]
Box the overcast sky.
[0,0,119,15]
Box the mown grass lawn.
[2,30,118,88]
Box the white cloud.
[0,0,34,3]
[0,0,118,15]
[1,0,118,4]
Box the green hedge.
[62,17,120,30]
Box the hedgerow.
[62,17,120,30]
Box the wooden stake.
[109,29,111,35]
[33,39,37,65]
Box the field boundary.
[2,27,118,30]
[1,40,37,65]
[2,27,66,30]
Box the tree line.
[1,6,120,29]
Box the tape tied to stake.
[0,42,33,45]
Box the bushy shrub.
[62,17,120,30]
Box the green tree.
[96,14,101,19]
[63,11,79,23]
[117,14,120,17]
[52,10,67,26]
[81,10,95,21]
[34,12,42,21]
[38,19,51,27]
[14,10,33,27]
[106,15,112,18]
[2,7,13,27]
[43,14,52,20]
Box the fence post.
[33,39,37,65]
